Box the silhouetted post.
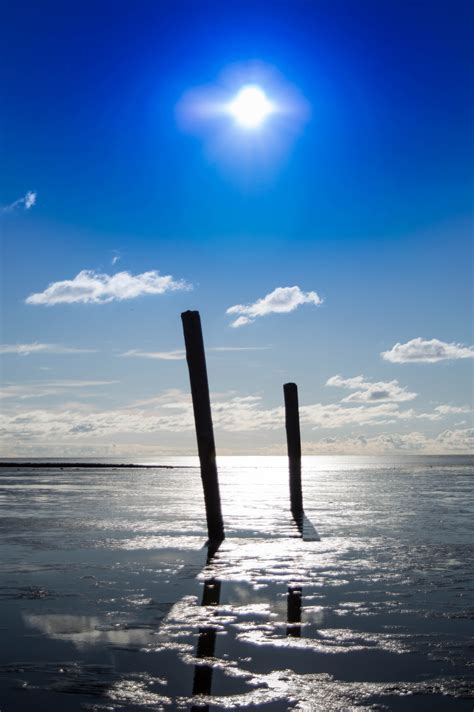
[182,311,225,543]
[286,585,302,637]
[284,382,303,516]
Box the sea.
[0,455,472,710]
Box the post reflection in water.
[191,577,222,709]
[286,585,302,638]
[191,577,304,707]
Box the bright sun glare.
[228,85,274,128]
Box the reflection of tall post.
[283,382,303,517]
[182,311,225,544]
[286,585,302,637]
[191,578,222,708]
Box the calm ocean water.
[0,456,472,710]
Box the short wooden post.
[283,382,303,516]
[181,310,225,543]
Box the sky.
[1,0,473,457]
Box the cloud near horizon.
[0,389,467,443]
[381,337,474,363]
[0,343,97,356]
[25,270,191,306]
[0,380,119,401]
[121,345,272,360]
[1,190,37,212]
[326,374,417,403]
[122,349,186,361]
[302,428,474,455]
[227,286,323,327]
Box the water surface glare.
[0,455,472,710]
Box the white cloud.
[300,401,416,428]
[302,428,473,454]
[302,432,427,453]
[121,345,271,360]
[227,286,323,327]
[381,337,474,363]
[2,190,37,212]
[24,191,37,209]
[230,316,253,328]
[414,404,471,421]
[434,428,474,451]
[210,346,271,352]
[1,375,471,459]
[26,269,191,306]
[0,343,97,355]
[326,374,417,403]
[1,388,467,449]
[432,404,471,416]
[122,349,186,361]
[0,391,280,443]
[0,380,118,400]
[42,379,118,388]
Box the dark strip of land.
[0,463,181,469]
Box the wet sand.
[0,457,472,710]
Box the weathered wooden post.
[181,310,225,543]
[283,382,303,516]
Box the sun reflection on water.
[0,456,472,709]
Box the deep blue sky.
[1,1,473,456]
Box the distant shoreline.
[0,462,178,469]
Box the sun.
[228,85,274,128]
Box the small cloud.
[210,346,271,352]
[24,191,37,209]
[0,343,97,356]
[70,423,96,433]
[231,316,253,328]
[303,428,474,454]
[326,374,417,403]
[434,427,474,452]
[111,251,121,266]
[0,379,118,400]
[381,337,474,363]
[25,269,192,306]
[45,379,119,387]
[121,345,272,360]
[227,286,323,327]
[433,404,471,416]
[121,349,186,361]
[411,404,471,421]
[2,190,37,212]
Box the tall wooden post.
[181,310,225,543]
[283,382,303,516]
